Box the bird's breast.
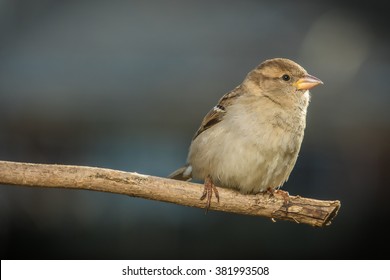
[188,96,308,193]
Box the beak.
[294,74,323,90]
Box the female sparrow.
[169,58,323,209]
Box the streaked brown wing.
[192,85,243,140]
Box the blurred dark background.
[1,0,389,259]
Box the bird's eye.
[282,74,290,81]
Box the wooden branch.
[0,160,340,227]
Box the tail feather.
[168,165,192,181]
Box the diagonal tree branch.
[0,160,340,227]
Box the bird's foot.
[266,188,291,209]
[200,175,220,213]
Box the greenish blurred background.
[1,0,389,259]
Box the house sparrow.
[169,58,323,210]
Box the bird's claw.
[200,175,219,213]
[266,188,291,210]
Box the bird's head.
[243,58,323,107]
